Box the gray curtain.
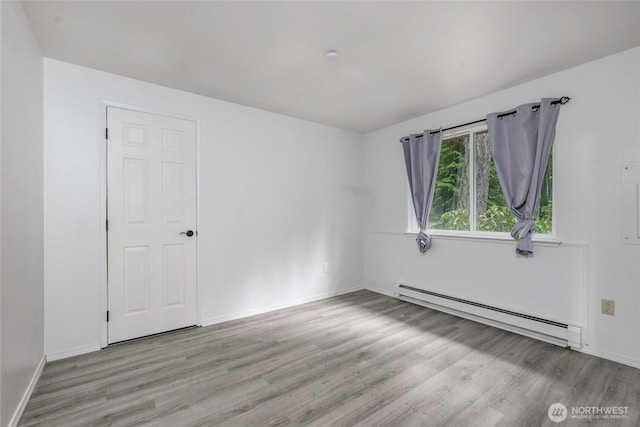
[401,130,442,253]
[487,98,561,255]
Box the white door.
[107,107,197,343]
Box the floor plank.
[19,290,640,426]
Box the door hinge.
[105,128,109,140]
[106,311,110,322]
[106,219,108,231]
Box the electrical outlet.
[322,262,329,274]
[601,299,615,316]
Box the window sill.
[403,230,562,246]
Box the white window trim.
[406,123,558,242]
[403,229,561,245]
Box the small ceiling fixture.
[325,49,339,60]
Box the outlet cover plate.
[601,299,615,316]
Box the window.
[409,125,553,236]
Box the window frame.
[406,123,558,242]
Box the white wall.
[43,59,364,359]
[40,25,639,371]
[0,2,44,426]
[363,47,640,367]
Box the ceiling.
[23,1,640,134]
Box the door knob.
[180,230,195,237]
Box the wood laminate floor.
[19,290,640,427]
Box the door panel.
[162,162,184,224]
[123,246,150,314]
[107,107,197,343]
[124,158,149,224]
[162,243,186,307]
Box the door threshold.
[109,325,198,346]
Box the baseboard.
[45,342,101,362]
[578,347,640,370]
[45,289,366,360]
[363,285,396,298]
[202,285,364,327]
[8,354,46,427]
[367,285,640,370]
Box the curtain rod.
[399,96,570,141]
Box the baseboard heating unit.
[394,283,582,349]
